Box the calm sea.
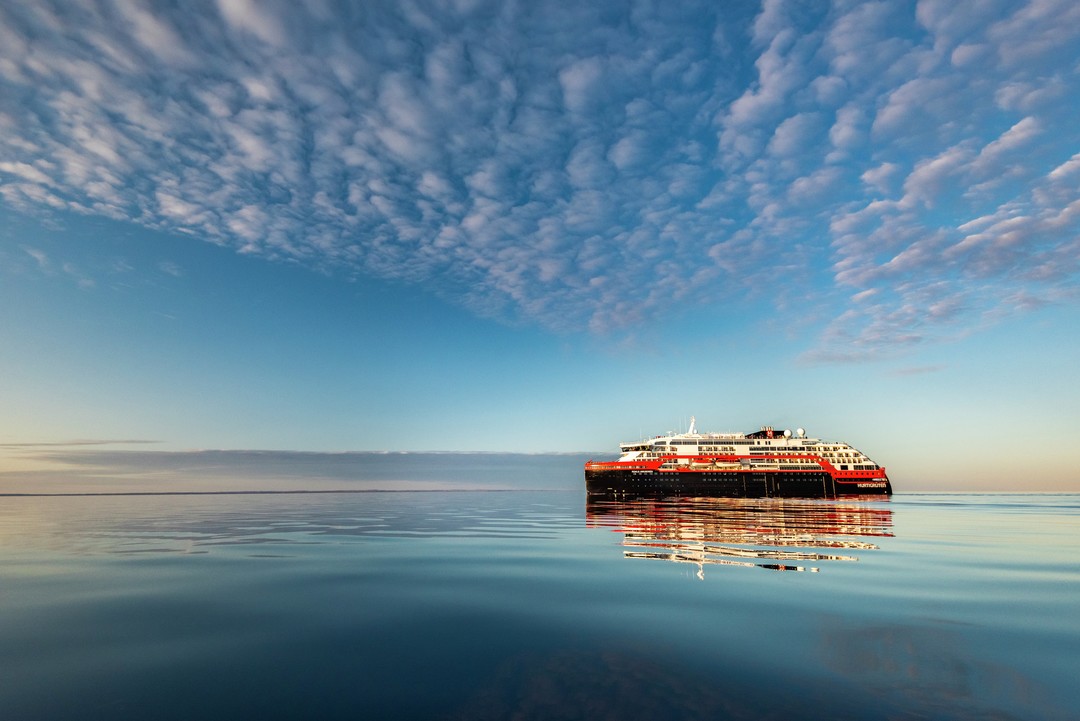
[1,453,1078,720]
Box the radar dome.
[797,428,805,438]
[783,429,792,438]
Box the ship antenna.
[688,416,696,435]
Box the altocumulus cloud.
[0,0,1077,358]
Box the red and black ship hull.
[585,467,892,498]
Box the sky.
[1,0,1079,490]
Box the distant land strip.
[0,488,565,497]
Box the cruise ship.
[585,418,891,498]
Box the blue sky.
[1,0,1079,490]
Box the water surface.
[1,488,1077,720]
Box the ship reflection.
[586,494,893,576]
